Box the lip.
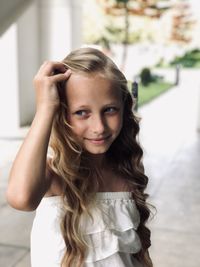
[85,135,111,145]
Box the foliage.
[116,0,129,3]
[140,68,152,86]
[170,49,200,68]
[83,0,172,45]
[94,24,142,44]
[170,1,195,44]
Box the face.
[65,72,123,155]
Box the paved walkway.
[0,69,200,267]
[140,69,200,267]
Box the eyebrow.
[73,102,121,109]
[72,105,90,110]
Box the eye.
[104,107,119,114]
[74,110,89,117]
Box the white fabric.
[31,192,142,267]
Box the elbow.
[6,188,38,211]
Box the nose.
[91,114,106,135]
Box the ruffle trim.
[80,199,140,234]
[80,197,141,263]
[84,228,141,263]
[37,194,142,263]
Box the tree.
[170,1,196,44]
[97,0,172,69]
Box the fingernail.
[66,69,72,74]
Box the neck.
[88,153,105,169]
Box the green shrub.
[140,68,152,86]
[170,48,200,68]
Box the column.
[17,1,39,127]
[0,0,82,137]
[0,1,38,137]
[38,0,82,62]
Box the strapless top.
[31,192,142,267]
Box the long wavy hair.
[49,47,153,267]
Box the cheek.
[67,116,86,136]
[117,116,123,134]
[110,114,123,133]
[117,112,124,134]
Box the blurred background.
[0,0,200,266]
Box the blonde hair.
[49,47,153,267]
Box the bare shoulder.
[44,158,64,197]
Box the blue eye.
[104,107,118,114]
[74,110,88,117]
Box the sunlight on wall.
[0,24,19,134]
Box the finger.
[50,69,72,83]
[38,61,67,76]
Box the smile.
[85,136,111,145]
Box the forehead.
[65,72,122,105]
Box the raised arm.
[6,61,71,211]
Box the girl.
[7,47,152,267]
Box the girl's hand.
[33,61,71,112]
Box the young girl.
[7,47,152,267]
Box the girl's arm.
[6,61,71,211]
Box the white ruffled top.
[31,192,142,267]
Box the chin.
[84,145,110,155]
